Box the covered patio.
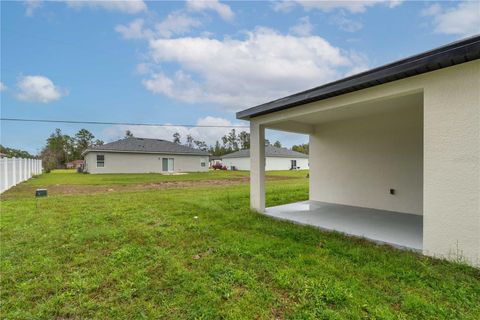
[266,201,423,250]
[248,90,425,251]
[237,36,480,266]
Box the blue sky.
[1,0,479,154]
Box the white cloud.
[289,16,314,36]
[422,2,480,37]
[115,12,201,40]
[115,19,153,39]
[141,27,367,110]
[186,0,234,21]
[344,51,370,76]
[421,3,442,17]
[273,0,402,14]
[24,0,42,16]
[16,75,67,103]
[156,11,202,38]
[330,13,363,32]
[0,82,7,92]
[135,62,151,75]
[66,0,147,14]
[103,116,246,146]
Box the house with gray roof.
[221,145,308,171]
[82,137,209,174]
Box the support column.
[250,122,265,212]
[423,61,480,267]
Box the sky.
[1,0,479,154]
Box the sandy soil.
[2,175,298,199]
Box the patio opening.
[261,92,424,251]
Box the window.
[201,159,206,167]
[96,154,105,167]
[162,158,174,172]
[290,159,297,170]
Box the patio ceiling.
[264,92,423,134]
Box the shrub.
[211,162,224,170]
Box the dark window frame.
[96,154,105,167]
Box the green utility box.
[35,189,48,197]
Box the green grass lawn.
[1,171,479,319]
[1,169,309,200]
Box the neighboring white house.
[237,36,480,267]
[221,146,308,171]
[82,137,209,174]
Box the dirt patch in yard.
[2,175,299,199]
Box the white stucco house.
[237,36,480,267]
[82,137,209,174]
[221,146,308,171]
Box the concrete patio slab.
[265,201,423,250]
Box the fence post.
[4,158,8,191]
[12,157,17,186]
[22,158,26,181]
[0,159,3,192]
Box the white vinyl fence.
[0,157,43,194]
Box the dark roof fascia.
[237,35,480,120]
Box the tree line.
[0,145,36,158]
[41,128,104,171]
[38,128,309,170]
[170,129,306,156]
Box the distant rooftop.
[222,145,308,159]
[83,137,210,156]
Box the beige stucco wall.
[310,104,423,215]
[423,61,479,266]
[84,152,209,174]
[249,60,479,266]
[223,157,308,171]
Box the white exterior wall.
[267,157,309,171]
[84,152,209,174]
[310,104,423,215]
[223,157,308,171]
[222,157,251,171]
[249,60,480,266]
